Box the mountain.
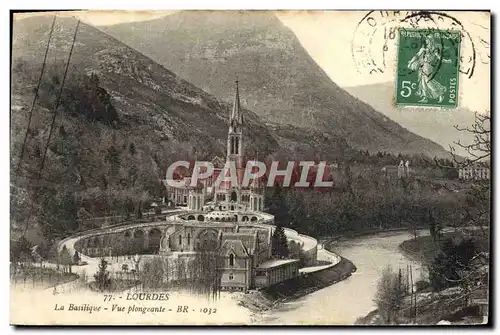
[12,16,279,161]
[344,83,478,158]
[11,15,285,236]
[101,11,451,158]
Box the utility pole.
[409,264,417,322]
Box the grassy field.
[88,279,140,293]
[10,266,78,290]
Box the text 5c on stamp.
[396,28,461,108]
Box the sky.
[277,11,490,113]
[13,10,491,113]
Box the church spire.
[231,80,243,126]
[227,80,244,169]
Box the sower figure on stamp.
[407,35,447,103]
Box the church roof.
[221,232,257,255]
[211,156,226,169]
[238,227,270,245]
[220,239,250,258]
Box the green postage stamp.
[396,28,461,108]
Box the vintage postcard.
[10,10,491,326]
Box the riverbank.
[239,255,356,314]
[399,230,489,265]
[239,229,427,321]
[356,231,489,325]
[355,286,485,325]
[320,225,429,243]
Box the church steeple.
[227,80,244,168]
[230,80,243,127]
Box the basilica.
[164,80,265,213]
[159,82,303,291]
[75,82,317,292]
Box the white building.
[459,163,490,180]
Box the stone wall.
[62,211,321,268]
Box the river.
[257,230,428,325]
[52,228,428,325]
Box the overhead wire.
[22,18,81,237]
[15,14,57,177]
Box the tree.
[94,258,111,292]
[73,250,81,264]
[428,210,442,244]
[190,250,222,299]
[409,225,420,241]
[154,206,162,215]
[37,242,51,260]
[278,227,289,258]
[428,237,479,291]
[10,236,33,263]
[60,71,118,125]
[38,186,79,241]
[77,207,93,229]
[136,206,143,219]
[129,142,136,156]
[288,241,307,267]
[265,184,291,226]
[374,265,408,324]
[175,257,187,285]
[271,225,289,258]
[106,146,121,178]
[89,72,99,89]
[79,269,88,286]
[450,112,490,238]
[132,254,142,273]
[140,256,165,290]
[451,112,490,164]
[59,245,73,274]
[448,112,490,300]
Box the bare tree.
[451,112,490,247]
[59,245,72,274]
[175,257,187,286]
[132,254,142,273]
[442,112,491,306]
[451,112,490,164]
[139,256,165,290]
[93,258,111,292]
[374,265,408,324]
[79,269,88,287]
[190,250,222,300]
